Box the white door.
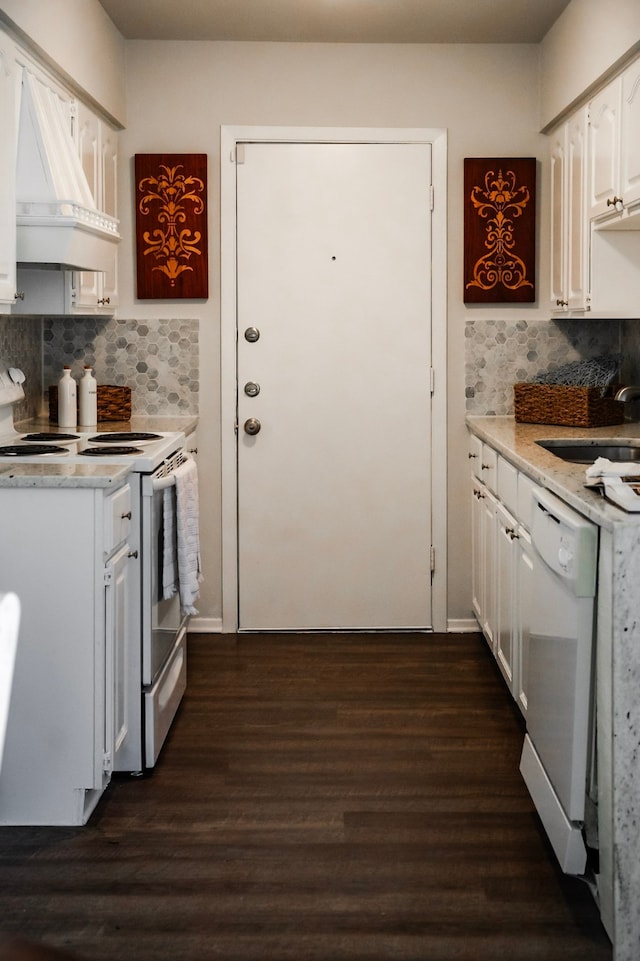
[236,141,433,630]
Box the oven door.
[141,468,187,688]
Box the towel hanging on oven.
[175,456,203,615]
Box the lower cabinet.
[469,432,539,715]
[0,478,136,824]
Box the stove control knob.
[244,418,261,436]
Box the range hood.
[15,70,119,272]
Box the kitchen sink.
[536,439,640,464]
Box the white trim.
[221,125,448,633]
[447,619,482,634]
[187,617,222,634]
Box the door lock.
[244,381,261,397]
[244,418,261,435]
[244,327,260,342]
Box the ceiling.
[96,0,573,44]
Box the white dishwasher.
[519,486,598,876]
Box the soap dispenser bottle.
[58,366,77,429]
[79,365,98,427]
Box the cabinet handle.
[556,298,568,307]
[128,550,138,559]
[481,462,492,470]
[188,447,198,455]
[121,511,132,520]
[506,528,519,540]
[606,196,623,209]
[473,490,485,500]
[97,297,111,305]
[468,452,478,459]
[14,291,25,301]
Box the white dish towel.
[162,485,178,601]
[175,456,203,615]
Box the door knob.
[244,418,261,435]
[244,327,260,342]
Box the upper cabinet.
[550,54,640,318]
[0,35,21,313]
[588,60,640,225]
[72,101,119,313]
[549,107,589,312]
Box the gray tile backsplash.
[43,316,199,416]
[0,315,42,420]
[465,317,625,415]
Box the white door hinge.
[429,184,434,211]
[430,367,435,395]
[430,546,435,573]
[232,144,246,165]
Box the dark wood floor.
[0,632,612,961]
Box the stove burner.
[0,444,70,457]
[86,432,161,443]
[22,432,80,442]
[80,446,143,457]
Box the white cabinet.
[588,61,640,224]
[72,101,119,313]
[0,478,136,824]
[468,431,541,712]
[495,500,519,692]
[0,34,21,313]
[549,108,589,312]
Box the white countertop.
[466,415,640,530]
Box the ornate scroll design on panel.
[464,158,536,304]
[138,165,204,286]
[135,154,208,300]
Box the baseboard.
[187,616,222,634]
[447,618,481,633]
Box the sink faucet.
[614,385,640,402]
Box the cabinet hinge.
[430,367,435,395]
[103,751,113,774]
[430,546,435,573]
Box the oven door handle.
[151,451,192,492]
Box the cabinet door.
[620,60,640,212]
[471,476,485,624]
[73,102,118,313]
[565,109,589,308]
[105,542,132,778]
[549,127,566,308]
[481,487,498,650]
[495,502,518,694]
[516,528,534,718]
[588,78,622,220]
[0,36,20,312]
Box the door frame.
[220,125,448,632]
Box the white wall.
[118,40,549,625]
[0,0,126,124]
[540,0,640,129]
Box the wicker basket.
[513,382,624,428]
[48,385,132,424]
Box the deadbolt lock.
[244,327,260,342]
[244,381,260,397]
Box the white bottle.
[58,366,77,429]
[79,365,98,427]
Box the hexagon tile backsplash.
[43,316,199,416]
[465,318,623,416]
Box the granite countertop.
[15,414,199,436]
[466,415,640,531]
[0,462,130,489]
